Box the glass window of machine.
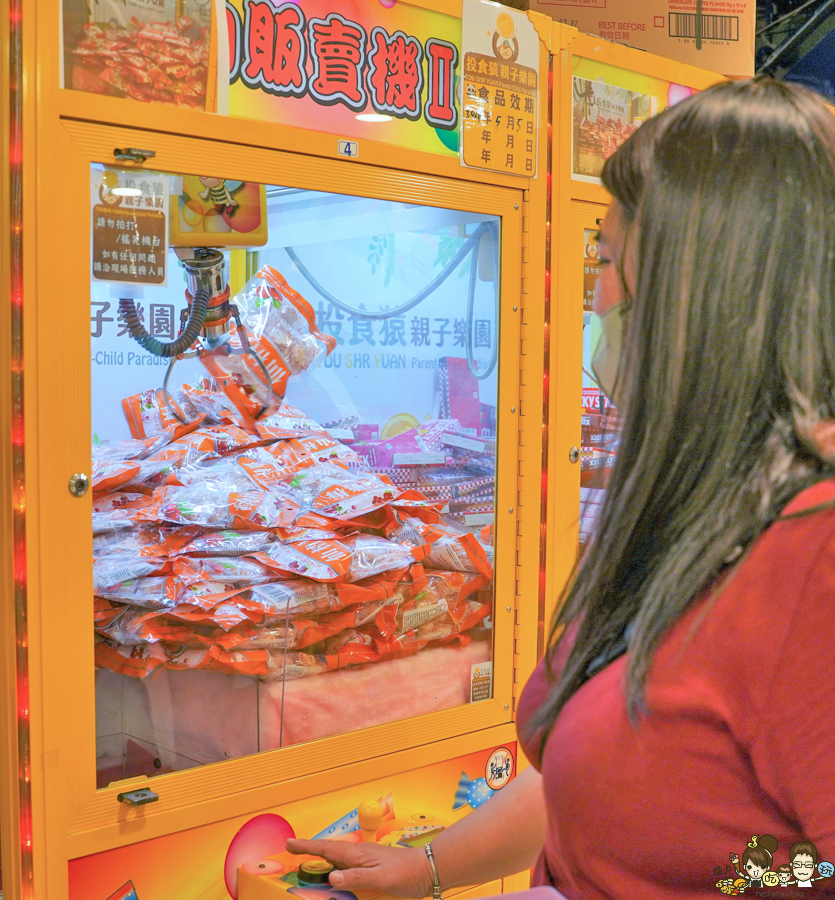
[91,166,500,787]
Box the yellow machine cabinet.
[0,2,555,899]
[544,31,724,629]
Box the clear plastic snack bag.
[200,266,336,429]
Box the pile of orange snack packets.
[94,277,494,684]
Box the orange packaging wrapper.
[226,569,408,618]
[93,555,172,591]
[94,597,125,628]
[173,555,275,587]
[96,575,184,610]
[171,529,277,558]
[287,433,362,467]
[92,457,174,493]
[255,534,416,583]
[284,463,400,520]
[374,570,489,640]
[377,595,491,645]
[138,487,298,530]
[121,387,204,440]
[95,637,166,679]
[235,594,406,651]
[200,268,336,429]
[387,513,493,579]
[93,525,166,558]
[144,425,264,471]
[92,435,167,463]
[258,599,490,683]
[95,639,272,679]
[262,651,329,681]
[97,576,255,612]
[255,404,325,437]
[92,492,154,535]
[163,447,290,493]
[96,602,257,648]
[93,525,198,559]
[237,448,317,491]
[179,382,245,427]
[263,632,387,680]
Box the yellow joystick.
[357,800,384,843]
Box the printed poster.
[572,76,656,182]
[461,1,539,177]
[225,0,462,157]
[91,167,170,288]
[570,56,698,184]
[60,0,220,110]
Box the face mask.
[591,301,626,406]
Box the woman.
[288,78,835,898]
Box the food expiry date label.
[253,581,329,605]
[283,664,322,679]
[442,433,486,452]
[392,452,446,467]
[464,513,494,526]
[401,601,447,632]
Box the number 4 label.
[338,140,359,159]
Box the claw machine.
[0,2,559,899]
[543,30,724,625]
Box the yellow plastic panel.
[454,881,504,900]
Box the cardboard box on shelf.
[527,0,754,78]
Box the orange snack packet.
[286,433,362,467]
[138,487,298,530]
[255,534,416,583]
[283,463,400,520]
[387,513,493,578]
[173,555,275,586]
[199,268,335,430]
[121,387,204,440]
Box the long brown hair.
[529,79,835,747]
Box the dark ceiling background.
[758,0,835,79]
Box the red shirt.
[517,480,835,899]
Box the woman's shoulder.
[728,477,835,611]
[651,478,835,736]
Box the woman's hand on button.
[285,838,434,899]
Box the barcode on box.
[669,12,739,41]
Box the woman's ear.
[812,420,835,457]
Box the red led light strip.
[537,56,553,659]
[10,0,34,892]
